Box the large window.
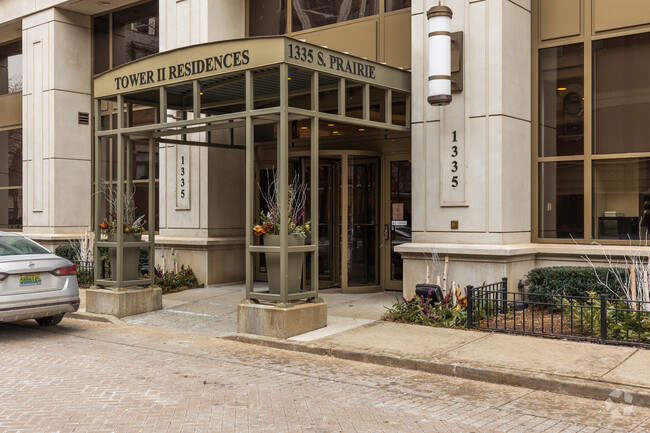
[536,18,650,242]
[93,0,159,75]
[0,40,21,95]
[249,0,408,35]
[0,128,22,229]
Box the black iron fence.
[467,279,650,348]
[73,257,149,287]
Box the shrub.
[527,266,627,299]
[155,265,204,294]
[54,245,76,261]
[383,296,467,329]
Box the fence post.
[466,285,474,329]
[600,292,608,344]
[501,277,508,314]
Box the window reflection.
[292,0,379,32]
[594,33,650,154]
[385,0,410,12]
[113,0,159,67]
[594,159,650,240]
[249,0,287,36]
[539,161,584,239]
[538,44,584,157]
[0,41,22,95]
[0,128,23,229]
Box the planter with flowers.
[254,171,310,295]
[99,188,147,282]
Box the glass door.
[382,155,412,291]
[305,158,340,289]
[346,156,380,288]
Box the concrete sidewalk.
[74,284,650,409]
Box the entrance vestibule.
[92,36,411,305]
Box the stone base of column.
[86,287,162,318]
[237,299,327,339]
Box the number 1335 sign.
[441,129,466,206]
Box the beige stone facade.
[1,0,650,294]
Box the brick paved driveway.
[0,319,648,433]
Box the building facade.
[0,0,649,295]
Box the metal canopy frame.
[92,37,410,305]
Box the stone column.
[156,0,246,284]
[400,0,533,294]
[21,8,91,247]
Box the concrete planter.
[108,233,142,281]
[264,234,305,295]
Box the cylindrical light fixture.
[427,4,453,106]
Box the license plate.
[19,274,42,286]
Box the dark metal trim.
[428,31,451,37]
[427,5,453,19]
[428,94,452,106]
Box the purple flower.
[297,208,305,223]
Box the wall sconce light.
[427,4,455,106]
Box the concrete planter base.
[86,287,162,318]
[237,299,327,339]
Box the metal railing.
[467,279,650,348]
[73,257,149,287]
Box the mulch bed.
[476,307,596,337]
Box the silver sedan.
[0,232,80,326]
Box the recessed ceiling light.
[332,131,339,134]
[327,124,334,127]
[300,126,308,130]
[358,128,365,131]
[557,87,567,91]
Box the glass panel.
[348,157,378,286]
[593,158,650,240]
[318,73,339,114]
[254,67,280,110]
[112,0,159,68]
[0,129,22,187]
[288,66,312,110]
[539,161,584,239]
[370,86,385,122]
[390,160,411,281]
[249,0,287,36]
[391,91,407,126]
[386,0,410,12]
[292,0,379,32]
[538,44,584,157]
[200,73,247,115]
[93,14,110,74]
[345,81,363,119]
[0,40,22,95]
[305,160,338,286]
[0,189,22,229]
[594,33,650,154]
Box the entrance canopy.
[93,36,410,305]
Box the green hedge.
[527,266,627,299]
[54,245,76,261]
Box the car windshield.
[0,236,50,256]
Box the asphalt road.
[1,318,648,433]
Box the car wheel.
[35,314,64,327]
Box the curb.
[224,334,650,409]
[67,311,123,325]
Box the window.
[0,235,49,256]
[0,40,22,95]
[249,0,287,36]
[93,0,159,75]
[292,0,379,32]
[385,0,410,12]
[0,128,23,229]
[536,12,650,243]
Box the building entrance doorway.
[257,149,410,293]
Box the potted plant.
[99,186,146,282]
[254,171,311,295]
